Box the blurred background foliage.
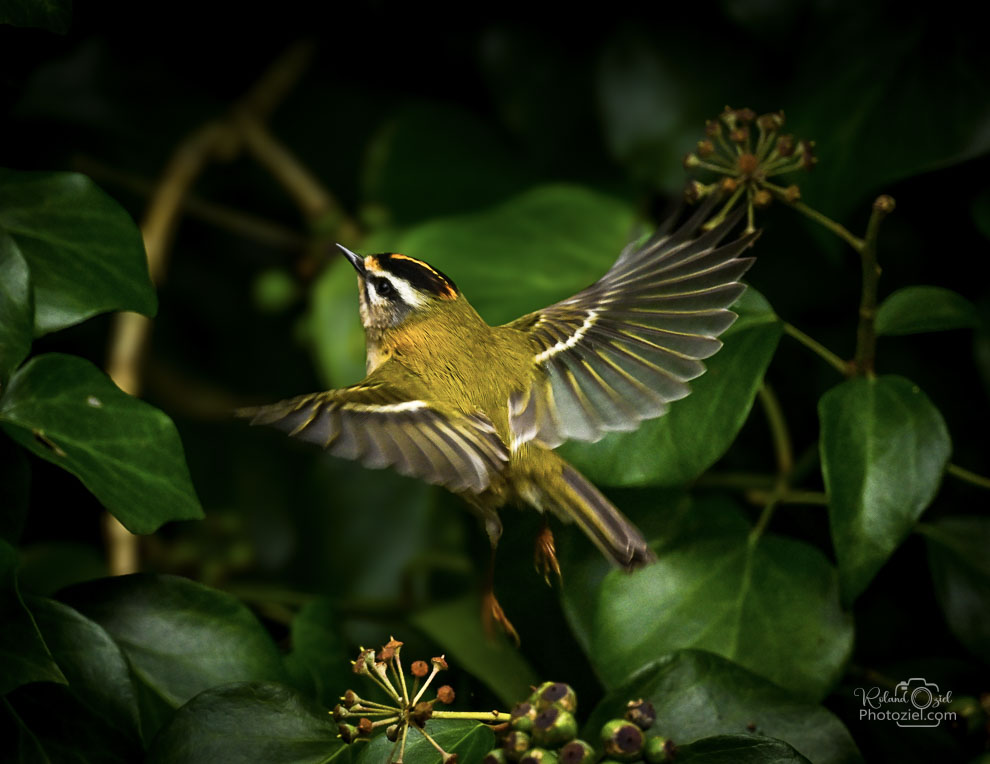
[2,1,990,762]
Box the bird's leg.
[534,518,562,585]
[477,511,520,646]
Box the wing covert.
[506,202,758,448]
[240,373,508,494]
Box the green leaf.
[0,0,71,34]
[393,184,637,326]
[410,595,539,708]
[26,597,143,743]
[0,168,155,336]
[585,651,861,764]
[356,720,494,764]
[583,504,853,700]
[561,288,782,486]
[920,517,990,662]
[875,286,978,336]
[282,597,353,709]
[819,375,951,604]
[0,538,66,695]
[309,260,368,388]
[789,16,990,219]
[60,575,288,709]
[361,102,534,226]
[0,353,203,533]
[674,735,812,764]
[147,682,346,764]
[0,240,33,384]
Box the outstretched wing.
[239,369,509,494]
[506,203,757,448]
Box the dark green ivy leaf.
[875,286,978,336]
[585,651,861,764]
[60,575,288,710]
[920,517,990,663]
[0,0,72,34]
[0,168,155,336]
[0,353,203,534]
[356,720,494,764]
[674,734,812,764]
[0,539,66,696]
[819,375,951,604]
[0,241,33,384]
[147,682,346,764]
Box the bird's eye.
[372,278,396,299]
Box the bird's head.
[337,244,461,332]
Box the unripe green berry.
[484,749,509,764]
[600,718,644,761]
[643,734,675,763]
[511,701,538,733]
[532,706,578,747]
[559,739,596,764]
[536,682,577,713]
[503,730,531,761]
[520,748,559,764]
[337,723,360,744]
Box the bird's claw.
[534,524,562,585]
[482,590,520,646]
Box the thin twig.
[946,463,990,490]
[853,195,895,376]
[782,322,850,376]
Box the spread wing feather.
[239,373,508,494]
[506,203,757,448]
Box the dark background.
[2,2,989,761]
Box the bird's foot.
[482,589,520,646]
[534,523,562,585]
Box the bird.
[240,198,757,640]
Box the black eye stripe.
[377,253,458,297]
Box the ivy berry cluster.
[484,682,675,763]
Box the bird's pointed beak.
[336,243,365,276]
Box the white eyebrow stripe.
[368,272,427,309]
[533,309,600,363]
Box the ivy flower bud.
[511,702,538,732]
[503,730,531,761]
[411,660,429,677]
[484,750,509,764]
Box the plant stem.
[430,710,509,723]
[745,489,828,505]
[946,463,990,490]
[758,383,793,476]
[853,196,895,376]
[782,322,849,375]
[769,188,864,252]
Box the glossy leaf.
[584,505,853,700]
[0,168,155,336]
[356,720,494,764]
[875,286,977,336]
[585,651,861,764]
[920,517,990,661]
[561,288,781,486]
[361,102,534,226]
[819,376,950,604]
[0,0,71,34]
[282,597,353,709]
[0,353,203,533]
[0,538,65,695]
[410,595,539,707]
[675,735,812,764]
[27,597,143,743]
[0,240,33,384]
[60,575,288,709]
[147,682,346,764]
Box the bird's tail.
[544,458,655,570]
